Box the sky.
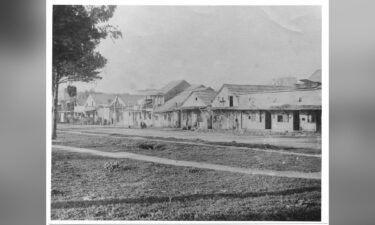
[68,5,321,94]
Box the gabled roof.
[135,80,190,96]
[300,69,322,83]
[191,89,217,106]
[155,85,207,112]
[308,69,322,83]
[117,94,145,106]
[219,84,291,96]
[75,95,87,106]
[90,93,116,106]
[158,80,190,95]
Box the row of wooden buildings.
[58,70,322,132]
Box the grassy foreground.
[51,151,321,220]
[55,132,321,173]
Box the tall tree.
[52,5,121,139]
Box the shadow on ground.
[52,186,320,209]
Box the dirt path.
[58,125,321,150]
[53,145,321,180]
[60,130,321,158]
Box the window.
[277,115,283,122]
[259,112,262,122]
[195,97,198,101]
[229,96,233,107]
[248,115,251,120]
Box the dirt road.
[53,145,321,180]
[58,124,321,150]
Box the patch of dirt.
[137,142,166,151]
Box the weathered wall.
[300,111,318,131]
[211,87,239,108]
[122,110,134,127]
[153,111,180,128]
[212,110,241,130]
[271,111,294,132]
[182,93,206,108]
[182,110,209,129]
[241,110,265,130]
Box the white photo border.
[46,0,329,224]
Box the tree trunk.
[52,76,59,139]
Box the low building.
[137,80,191,109]
[180,89,216,129]
[153,85,208,128]
[238,88,321,132]
[211,84,291,130]
[110,94,147,127]
[83,93,116,124]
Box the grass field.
[55,132,321,173]
[51,131,321,221]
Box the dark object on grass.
[104,161,120,171]
[51,189,64,196]
[188,168,203,174]
[138,142,166,150]
[104,161,135,172]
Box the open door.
[265,111,271,129]
[207,115,212,129]
[293,111,300,131]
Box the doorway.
[207,114,213,129]
[293,111,300,131]
[316,110,321,132]
[265,111,271,129]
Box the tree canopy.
[53,5,121,85]
[52,5,121,139]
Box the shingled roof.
[238,88,321,110]
[159,80,190,94]
[299,69,322,83]
[219,84,291,96]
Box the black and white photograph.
[48,1,328,223]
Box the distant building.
[83,93,116,124]
[180,88,217,129]
[211,84,291,130]
[111,94,147,127]
[238,89,321,132]
[138,80,190,109]
[153,85,209,128]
